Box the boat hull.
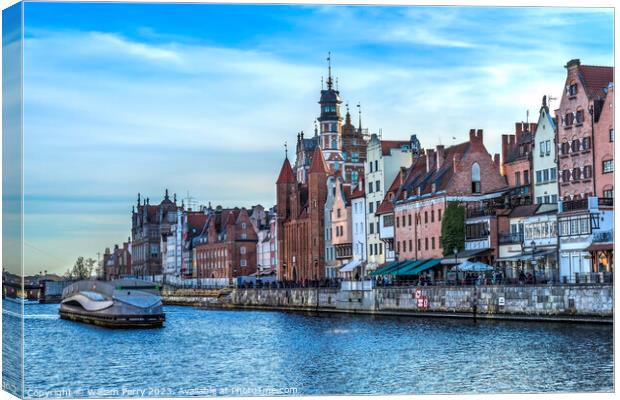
[59,305,165,328]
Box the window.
[395,216,399,228]
[471,162,481,193]
[603,159,614,173]
[384,215,394,227]
[582,137,591,150]
[369,244,374,256]
[351,171,359,184]
[438,209,442,221]
[550,168,557,181]
[539,141,545,157]
[571,139,580,152]
[424,211,428,224]
[369,222,374,234]
[379,243,383,255]
[374,161,378,172]
[583,165,593,179]
[536,196,543,204]
[575,109,584,124]
[240,247,246,255]
[603,188,614,199]
[241,259,247,267]
[368,161,373,173]
[536,170,542,183]
[417,239,421,250]
[515,171,521,186]
[431,210,435,223]
[408,240,412,252]
[564,112,574,127]
[572,167,581,181]
[408,214,412,226]
[425,238,429,250]
[543,169,549,182]
[568,83,578,96]
[610,128,615,142]
[561,142,570,155]
[552,194,558,203]
[369,182,374,193]
[396,241,400,253]
[523,170,529,185]
[375,181,381,192]
[545,140,551,155]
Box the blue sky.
[19,3,613,274]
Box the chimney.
[515,122,524,143]
[436,145,445,169]
[426,149,436,172]
[493,153,500,169]
[469,129,476,142]
[476,129,483,143]
[565,58,581,70]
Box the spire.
[357,102,362,130]
[284,141,288,159]
[326,51,333,90]
[137,193,141,205]
[276,157,295,184]
[314,120,318,137]
[165,188,169,200]
[309,146,329,174]
[173,193,177,203]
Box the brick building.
[387,129,506,279]
[131,190,179,277]
[501,121,537,205]
[193,207,258,280]
[276,146,329,284]
[593,83,614,200]
[103,239,132,281]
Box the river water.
[2,301,614,397]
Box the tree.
[441,202,465,257]
[68,256,97,280]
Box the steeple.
[164,188,169,200]
[357,102,362,131]
[326,51,333,90]
[276,157,295,184]
[309,146,329,174]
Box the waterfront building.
[501,121,537,205]
[324,175,338,278]
[276,146,329,283]
[532,96,559,204]
[330,177,354,277]
[103,239,132,281]
[376,167,408,264]
[131,190,179,277]
[389,130,506,279]
[193,207,258,280]
[364,134,416,272]
[255,207,277,276]
[181,210,208,278]
[593,82,614,200]
[556,59,614,280]
[350,179,367,269]
[163,209,183,277]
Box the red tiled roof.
[376,168,406,215]
[381,140,410,156]
[579,65,614,99]
[350,178,365,199]
[309,146,329,174]
[276,157,295,184]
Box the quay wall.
[164,284,613,322]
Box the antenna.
[526,109,530,124]
[184,190,197,210]
[547,95,558,109]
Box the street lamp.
[453,247,459,285]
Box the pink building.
[556,59,613,200]
[594,83,614,200]
[331,177,352,263]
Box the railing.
[561,198,589,212]
[498,233,524,244]
[592,230,613,243]
[598,197,614,207]
[341,280,373,291]
[466,208,496,218]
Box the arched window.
[471,162,481,193]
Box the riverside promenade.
[162,282,613,323]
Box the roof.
[308,146,329,174]
[381,140,410,156]
[350,178,365,199]
[276,158,295,184]
[376,168,406,215]
[579,65,614,99]
[509,204,539,218]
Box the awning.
[453,261,493,272]
[392,259,428,276]
[339,259,362,273]
[440,248,492,264]
[369,260,406,276]
[496,249,557,262]
[586,243,614,252]
[409,258,443,275]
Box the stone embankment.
[163,284,613,323]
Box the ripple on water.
[12,303,614,397]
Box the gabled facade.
[501,121,537,205]
[350,179,367,266]
[532,96,559,204]
[131,190,179,276]
[364,134,416,271]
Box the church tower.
[318,52,344,175]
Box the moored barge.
[59,279,165,328]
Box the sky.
[17,3,613,275]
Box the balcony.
[499,232,524,245]
[592,230,613,243]
[598,197,614,208]
[561,198,588,212]
[466,208,496,218]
